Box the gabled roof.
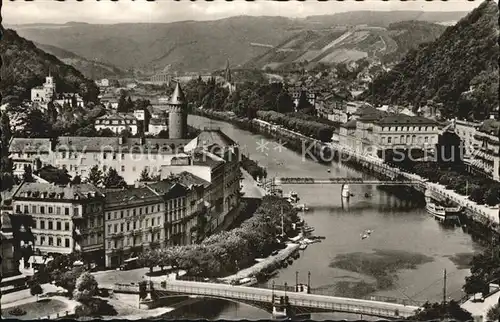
[104,187,161,207]
[14,183,104,201]
[9,138,51,153]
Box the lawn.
[1,298,68,320]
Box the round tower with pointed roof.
[168,82,188,139]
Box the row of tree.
[138,196,299,278]
[240,155,267,181]
[257,110,334,142]
[411,162,500,206]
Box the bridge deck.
[151,280,419,318]
[274,177,423,185]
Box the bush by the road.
[240,155,267,180]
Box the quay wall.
[190,110,499,238]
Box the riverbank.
[191,110,499,239]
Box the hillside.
[34,42,127,79]
[245,21,447,70]
[0,29,99,104]
[303,11,468,27]
[364,1,499,120]
[9,11,467,73]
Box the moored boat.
[425,190,461,222]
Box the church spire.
[225,59,232,84]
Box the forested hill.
[364,1,499,120]
[0,29,99,104]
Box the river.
[163,115,482,320]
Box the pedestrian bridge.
[273,177,423,185]
[145,279,421,319]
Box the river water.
[164,115,482,320]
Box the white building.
[95,113,139,135]
[31,75,56,103]
[147,118,168,135]
[96,79,110,87]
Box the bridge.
[269,177,424,186]
[136,279,421,319]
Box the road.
[240,168,266,199]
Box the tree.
[102,168,127,188]
[23,165,34,182]
[29,278,43,302]
[87,165,103,186]
[409,301,472,321]
[117,93,127,113]
[158,130,169,139]
[138,280,148,300]
[276,91,294,113]
[120,129,132,138]
[55,266,85,296]
[47,101,58,124]
[73,272,99,302]
[35,166,71,185]
[75,124,98,137]
[1,112,12,146]
[486,303,499,322]
[98,128,115,137]
[125,97,134,112]
[464,274,489,299]
[71,94,78,108]
[139,168,151,182]
[72,175,82,184]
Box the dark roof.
[341,119,357,129]
[169,82,186,105]
[14,183,104,201]
[374,114,437,126]
[9,138,51,153]
[196,129,237,148]
[55,136,191,153]
[175,171,211,188]
[104,187,161,207]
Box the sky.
[3,0,487,25]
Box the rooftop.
[192,150,225,169]
[169,82,186,105]
[374,114,437,126]
[341,119,357,129]
[96,113,138,121]
[194,129,238,149]
[104,186,161,207]
[14,182,104,201]
[9,138,52,153]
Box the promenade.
[461,290,500,321]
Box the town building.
[339,113,439,157]
[96,79,110,87]
[454,119,481,157]
[103,186,165,267]
[150,71,172,85]
[147,118,168,135]
[470,119,499,181]
[291,88,317,110]
[1,213,18,278]
[31,75,56,103]
[94,113,139,135]
[11,182,106,266]
[54,93,85,108]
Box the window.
[152,218,155,226]
[121,153,125,160]
[107,213,111,220]
[57,238,62,247]
[73,208,79,217]
[133,209,136,216]
[41,236,46,245]
[114,224,118,233]
[425,136,429,143]
[65,208,69,216]
[120,211,124,219]
[16,205,21,213]
[146,219,149,227]
[65,238,70,248]
[48,237,53,246]
[56,221,61,230]
[41,220,45,229]
[113,153,117,160]
[133,221,136,229]
[24,205,29,213]
[121,165,125,172]
[114,212,117,219]
[108,241,112,249]
[121,223,124,232]
[108,224,112,233]
[65,222,70,231]
[157,205,160,212]
[103,153,107,160]
[32,205,37,213]
[388,137,392,144]
[48,221,53,230]
[56,207,61,215]
[40,206,45,214]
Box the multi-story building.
[94,113,139,135]
[470,119,499,181]
[11,182,106,266]
[1,213,18,278]
[147,118,168,135]
[103,187,165,267]
[31,75,56,103]
[339,113,439,157]
[9,136,191,184]
[454,119,481,157]
[291,88,317,110]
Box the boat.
[365,230,373,235]
[425,190,461,222]
[327,169,331,173]
[302,226,315,233]
[294,204,309,212]
[361,234,368,240]
[299,244,308,250]
[426,201,461,222]
[341,185,350,198]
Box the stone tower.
[168,82,187,139]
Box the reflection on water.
[178,115,483,320]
